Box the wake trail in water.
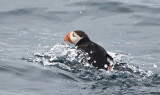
[20,43,160,94]
[21,44,158,77]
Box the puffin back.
[77,40,112,69]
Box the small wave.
[33,43,89,66]
[20,43,160,94]
[26,44,154,78]
[0,65,25,76]
[31,43,132,68]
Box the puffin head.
[64,30,88,45]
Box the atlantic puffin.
[64,30,113,70]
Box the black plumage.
[74,31,113,69]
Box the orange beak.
[64,32,73,44]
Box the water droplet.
[104,64,108,68]
[153,64,157,68]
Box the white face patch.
[70,31,83,45]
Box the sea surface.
[0,0,160,95]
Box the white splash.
[34,43,89,66]
[108,51,132,64]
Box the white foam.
[34,43,89,66]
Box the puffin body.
[64,30,113,70]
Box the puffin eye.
[72,32,76,37]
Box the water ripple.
[0,65,25,76]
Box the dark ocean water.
[0,0,160,95]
